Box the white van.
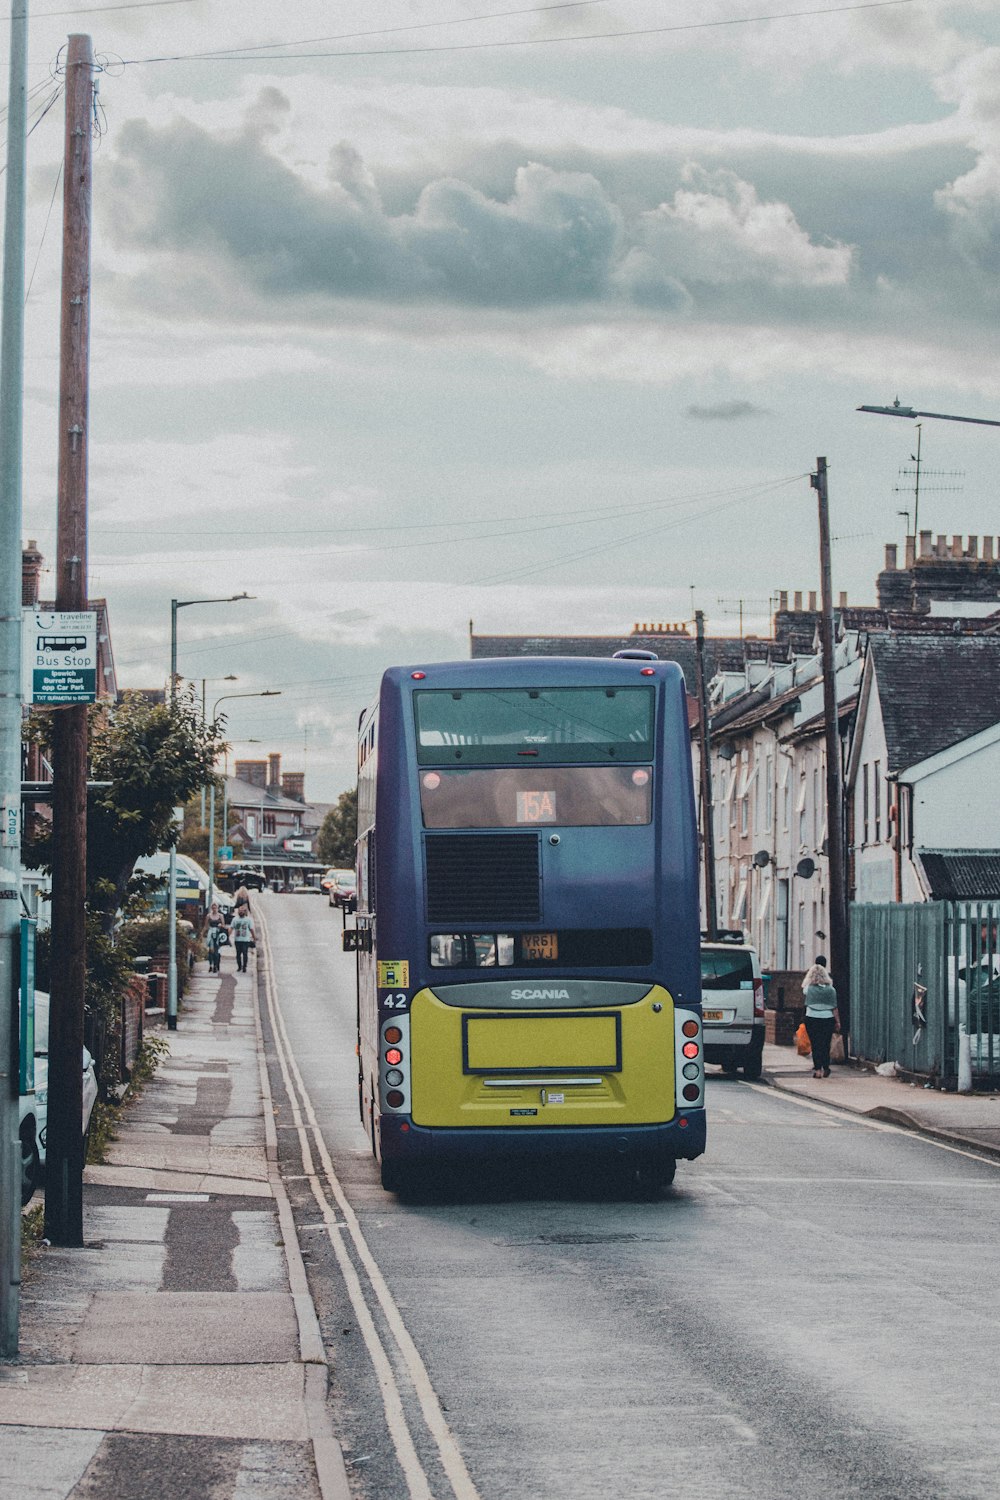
[700,935,766,1080]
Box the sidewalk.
[763,1041,1000,1158]
[2,956,348,1500]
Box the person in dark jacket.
[802,956,839,1078]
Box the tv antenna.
[893,423,963,538]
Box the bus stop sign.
[22,609,98,704]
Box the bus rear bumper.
[381,1111,706,1166]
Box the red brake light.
[411,671,426,679]
[682,1041,699,1059]
[753,978,765,1018]
[640,667,655,675]
[385,1048,403,1066]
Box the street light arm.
[858,403,1000,428]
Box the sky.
[11,0,1000,799]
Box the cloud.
[103,113,857,319]
[684,400,768,421]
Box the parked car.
[328,870,357,912]
[700,933,766,1080]
[320,868,341,894]
[19,991,99,1206]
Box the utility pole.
[810,458,850,1052]
[0,0,29,1355]
[45,34,95,1246]
[694,611,718,940]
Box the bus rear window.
[414,687,653,765]
[419,766,652,828]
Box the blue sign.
[218,845,234,861]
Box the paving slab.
[84,1166,273,1198]
[0,1363,312,1440]
[0,1424,105,1500]
[72,1292,300,1365]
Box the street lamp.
[208,691,282,900]
[168,594,253,1030]
[857,397,1000,428]
[196,676,237,827]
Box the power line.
[124,0,918,65]
[25,156,63,303]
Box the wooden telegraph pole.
[811,457,850,1053]
[45,35,95,1246]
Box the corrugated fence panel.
[851,901,1000,1086]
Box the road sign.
[218,845,233,861]
[22,609,98,704]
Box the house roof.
[470,633,747,692]
[918,850,1000,901]
[224,774,313,815]
[867,634,1000,774]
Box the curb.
[252,904,352,1500]
[762,1068,1000,1164]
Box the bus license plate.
[703,1009,724,1021]
[523,932,558,961]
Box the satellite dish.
[796,857,816,879]
[717,742,735,761]
[753,849,771,868]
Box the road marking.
[258,908,481,1500]
[742,1079,1000,1170]
[702,1175,1000,1186]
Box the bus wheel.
[380,1159,404,1194]
[629,1157,676,1198]
[20,1124,40,1208]
[721,1060,739,1075]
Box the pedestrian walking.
[203,902,226,975]
[231,907,255,974]
[234,884,251,911]
[803,955,840,1078]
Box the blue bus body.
[352,656,706,1190]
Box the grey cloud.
[684,401,768,421]
[104,117,859,319]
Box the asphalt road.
[259,892,1000,1500]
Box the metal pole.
[167,600,178,1030]
[694,611,718,940]
[208,780,215,907]
[811,457,850,1051]
[0,0,29,1354]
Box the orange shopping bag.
[795,1022,811,1057]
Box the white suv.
[700,935,766,1081]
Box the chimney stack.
[905,535,916,568]
[779,590,788,611]
[808,590,817,612]
[268,752,281,790]
[838,591,847,609]
[968,536,979,559]
[884,544,897,571]
[919,530,932,559]
[951,535,963,559]
[21,539,43,606]
[793,591,803,611]
[281,771,305,803]
[984,537,995,563]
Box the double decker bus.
[345,656,705,1193]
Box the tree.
[317,787,358,867]
[26,688,227,932]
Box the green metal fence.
[851,900,1000,1087]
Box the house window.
[862,763,870,846]
[263,813,276,837]
[764,754,774,832]
[873,760,881,843]
[797,773,808,846]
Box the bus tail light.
[682,1084,700,1102]
[384,1026,403,1044]
[381,1016,410,1113]
[682,1041,699,1059]
[386,1090,405,1108]
[674,1007,704,1111]
[385,1047,403,1066]
[753,978,765,1018]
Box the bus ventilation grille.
[425,834,541,923]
